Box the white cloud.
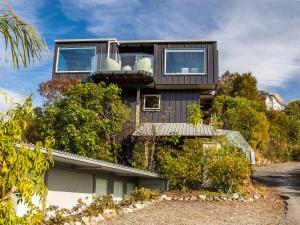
[60,0,300,89]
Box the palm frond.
[0,0,48,69]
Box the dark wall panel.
[140,89,201,123]
[153,42,217,85]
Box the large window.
[164,49,206,75]
[95,178,108,196]
[143,95,161,111]
[56,47,96,72]
[113,181,124,199]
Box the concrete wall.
[47,168,94,209]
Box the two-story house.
[31,38,254,212]
[53,38,219,137]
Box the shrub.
[206,149,251,193]
[159,139,206,191]
[130,188,159,202]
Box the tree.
[0,1,48,68]
[232,73,259,100]
[267,110,290,161]
[217,72,259,100]
[28,82,130,162]
[39,77,80,105]
[187,103,203,126]
[213,95,269,152]
[284,100,300,160]
[0,94,53,224]
[217,71,237,96]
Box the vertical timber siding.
[153,42,218,85]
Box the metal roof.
[132,123,217,137]
[20,143,163,179]
[55,38,117,43]
[55,38,216,44]
[118,39,217,44]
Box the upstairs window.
[164,48,206,75]
[56,47,96,72]
[143,95,161,111]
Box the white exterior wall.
[265,96,285,111]
[47,168,93,209]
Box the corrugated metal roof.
[132,123,217,137]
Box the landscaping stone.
[248,197,254,202]
[102,209,117,220]
[123,207,134,213]
[232,193,239,200]
[97,214,105,221]
[198,195,206,201]
[159,194,168,201]
[254,193,261,200]
[134,203,144,209]
[64,223,70,225]
[82,216,90,225]
[74,222,82,225]
[184,197,190,201]
[190,196,198,201]
[90,216,101,225]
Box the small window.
[56,47,96,72]
[164,49,206,75]
[143,95,161,111]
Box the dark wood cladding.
[122,89,201,124]
[142,89,201,123]
[52,41,109,82]
[153,42,218,85]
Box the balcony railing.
[92,53,154,75]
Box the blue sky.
[1,0,300,109]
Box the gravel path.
[254,162,300,225]
[101,191,285,225]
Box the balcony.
[91,53,154,84]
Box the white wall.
[265,96,285,111]
[47,168,93,209]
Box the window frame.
[55,46,97,73]
[143,94,161,111]
[164,48,206,75]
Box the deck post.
[136,86,141,128]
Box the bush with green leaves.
[130,187,159,202]
[159,138,251,193]
[159,139,211,191]
[28,82,129,162]
[0,95,53,225]
[206,147,251,193]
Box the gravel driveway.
[254,162,300,225]
[102,191,285,225]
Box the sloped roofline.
[19,143,164,179]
